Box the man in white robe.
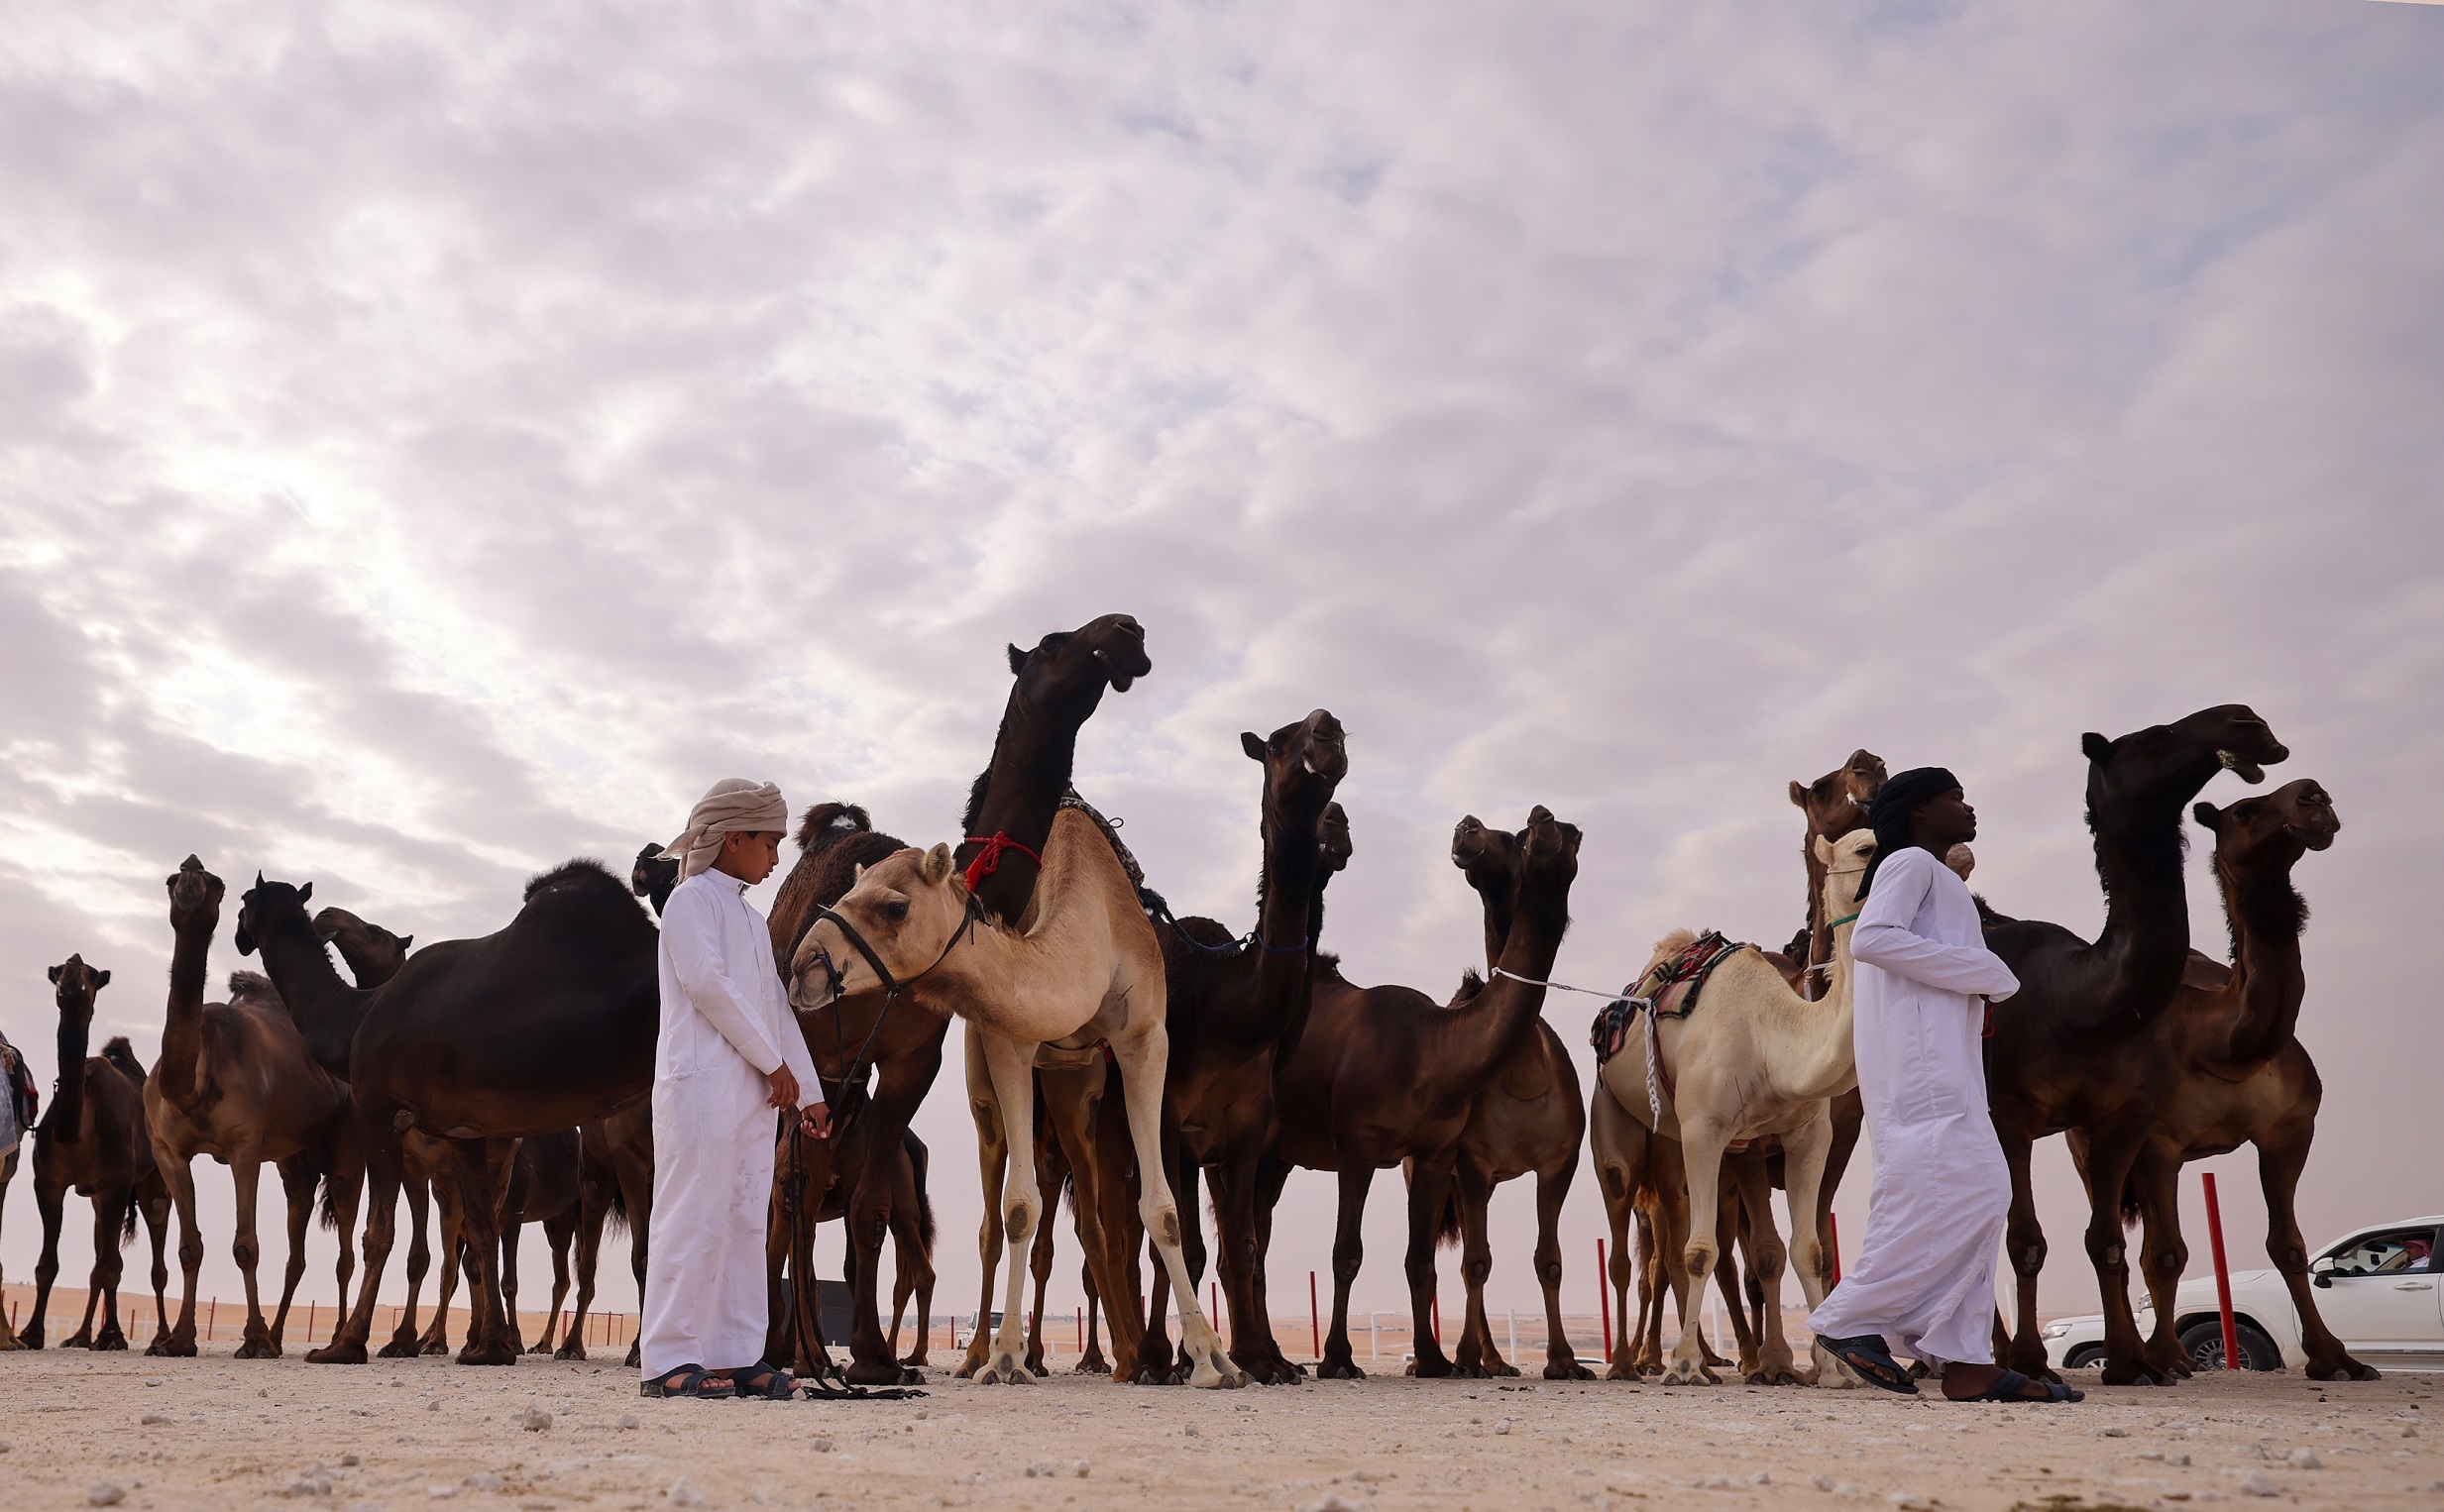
[640,778,828,1400]
[1807,767,2080,1404]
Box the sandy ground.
[3,1343,2441,1512]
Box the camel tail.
[320,1170,345,1232]
[796,803,873,853]
[2119,1175,2142,1232]
[1434,1188,1463,1250]
[903,1129,937,1252]
[604,1182,631,1238]
[122,1194,140,1242]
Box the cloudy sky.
[5,0,2440,1347]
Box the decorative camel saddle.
[1588,929,1746,1065]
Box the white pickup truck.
[2044,1214,2444,1372]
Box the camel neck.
[2085,788,2195,1026]
[2204,846,2310,1069]
[257,910,373,1079]
[1420,870,1567,1105]
[49,996,90,1143]
[1230,799,1328,1047]
[963,698,1089,924]
[1777,917,1861,1100]
[159,907,218,1108]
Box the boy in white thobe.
[1807,767,2080,1404]
[640,778,829,1400]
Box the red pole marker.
[308,1302,316,1342]
[1431,1293,1441,1346]
[1598,1238,1611,1364]
[1828,1212,1843,1288]
[208,1299,216,1342]
[2204,1171,2241,1369]
[1075,1306,1082,1352]
[1210,1281,1220,1334]
[1309,1271,1320,1359]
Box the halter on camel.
[1577,930,1752,1129]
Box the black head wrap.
[1854,766,1962,901]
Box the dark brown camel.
[566,1102,652,1364]
[1981,703,2289,1384]
[1268,806,1581,1379]
[771,612,1151,1386]
[1434,812,1592,1380]
[237,859,660,1365]
[765,1119,940,1372]
[499,1129,582,1353]
[2095,779,2373,1380]
[146,858,361,1357]
[27,958,171,1350]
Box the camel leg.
[384,1176,434,1358]
[2079,1117,2163,1386]
[449,1138,518,1366]
[1723,1149,1797,1384]
[2258,1117,2376,1380]
[270,1158,320,1350]
[887,1183,935,1368]
[1996,1124,2053,1381]
[141,1184,171,1350]
[1107,1023,1241,1389]
[958,1029,1008,1380]
[1075,1264,1108,1372]
[557,1172,603,1363]
[311,1113,400,1365]
[80,1185,133,1350]
[25,1169,68,1349]
[2127,1143,2192,1379]
[423,1178,464,1354]
[0,1154,16,1349]
[154,1149,204,1356]
[533,1215,573,1353]
[221,1158,280,1357]
[1213,1130,1297,1384]
[1533,1151,1594,1380]
[1712,1184,1758,1375]
[1400,1152,1460,1378]
[1447,1158,1506,1378]
[972,1032,1044,1385]
[1591,1090,1643,1380]
[500,1217,527,1355]
[1776,1107,1850,1388]
[619,1155,653,1371]
[1815,1090,1863,1273]
[1665,1121,1729,1386]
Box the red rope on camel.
[962,831,1043,893]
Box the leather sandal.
[1818,1334,1920,1395]
[1962,1367,2082,1403]
[640,1363,735,1399]
[728,1359,796,1400]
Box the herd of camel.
[0,611,2374,1398]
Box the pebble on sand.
[140,1412,171,1426]
[520,1407,554,1432]
[87,1486,125,1508]
[809,1438,833,1454]
[2241,1470,2280,1496]
[667,1477,705,1506]
[2289,1448,2323,1468]
[1302,1496,1366,1512]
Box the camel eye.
[878,897,910,923]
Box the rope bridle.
[803,892,982,1133]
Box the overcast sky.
[4,0,2440,1349]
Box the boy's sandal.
[729,1359,796,1400]
[641,1363,735,1399]
[1964,1367,2083,1404]
[1819,1334,1920,1395]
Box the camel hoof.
[1495,1360,1523,1378]
[1603,1363,1641,1383]
[378,1336,418,1359]
[2308,1357,2380,1381]
[976,1352,1034,1385]
[1660,1360,1719,1386]
[457,1342,518,1366]
[306,1341,368,1364]
[147,1336,197,1358]
[623,1343,640,1368]
[844,1358,911,1387]
[233,1337,281,1360]
[1185,1348,1247,1390]
[1546,1360,1597,1382]
[93,1330,130,1351]
[63,1334,95,1350]
[2099,1359,2168,1387]
[1313,1358,1366,1381]
[553,1343,589,1362]
[1746,1368,1801,1386]
[420,1340,451,1356]
[1071,1354,1108,1376]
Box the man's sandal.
[728,1360,796,1401]
[641,1364,735,1400]
[1962,1368,2083,1404]
[1819,1335,1920,1395]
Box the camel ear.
[2192,801,2222,830]
[1007,643,1028,675]
[48,964,61,984]
[1241,731,1266,761]
[298,881,312,905]
[923,843,955,886]
[94,970,110,989]
[852,862,866,883]
[2081,731,2112,763]
[1813,835,1833,865]
[1789,780,1809,810]
[397,935,413,952]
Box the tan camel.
[147,858,361,1357]
[792,809,1242,1388]
[1598,827,1873,1386]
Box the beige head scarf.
[668,778,789,879]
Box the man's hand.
[766,1064,800,1112]
[800,1102,833,1140]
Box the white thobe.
[1806,845,2020,1370]
[640,869,823,1378]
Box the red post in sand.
[2203,1171,2241,1369]
[207,1299,216,1341]
[1828,1212,1843,1287]
[1308,1271,1320,1358]
[1211,1281,1220,1335]
[1075,1305,1082,1352]
[307,1302,316,1342]
[1431,1293,1441,1346]
[1598,1239,1611,1364]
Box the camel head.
[630,842,681,918]
[1006,612,1151,718]
[314,907,413,989]
[1789,749,1887,840]
[2079,704,2287,821]
[1318,802,1352,875]
[1244,708,1347,828]
[1451,812,1522,898]
[1814,827,1879,927]
[788,843,970,1014]
[48,954,109,1020]
[234,874,314,958]
[2194,778,2340,863]
[166,854,226,926]
[1511,805,1582,917]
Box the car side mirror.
[2311,1255,2336,1289]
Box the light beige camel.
[792,808,1242,1388]
[1598,827,1872,1386]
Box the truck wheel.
[2061,1344,2104,1369]
[2179,1318,2281,1371]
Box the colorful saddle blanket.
[1588,930,1747,1064]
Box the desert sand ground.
[2,1338,2439,1512]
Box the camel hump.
[1645,926,1704,962]
[228,970,283,1008]
[99,1037,147,1082]
[524,857,625,902]
[2181,950,2234,993]
[796,802,873,853]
